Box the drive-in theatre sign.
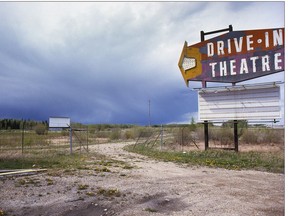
[178,26,284,151]
[178,28,284,85]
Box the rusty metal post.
[229,24,233,32]
[202,81,209,151]
[201,31,208,151]
[204,121,209,150]
[200,31,205,42]
[232,82,239,152]
[234,120,238,152]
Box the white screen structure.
[49,117,71,128]
[198,84,281,121]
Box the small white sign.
[49,117,70,128]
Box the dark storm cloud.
[0,2,284,125]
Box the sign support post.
[232,82,239,152]
[200,33,208,150]
[204,121,209,150]
[234,120,239,152]
[200,25,233,151]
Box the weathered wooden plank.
[0,169,47,177]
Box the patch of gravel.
[0,142,284,216]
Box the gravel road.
[0,142,284,216]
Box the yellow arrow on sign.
[178,41,202,86]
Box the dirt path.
[0,142,284,216]
[89,142,285,216]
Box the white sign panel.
[49,117,70,128]
[198,84,281,121]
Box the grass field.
[125,144,284,173]
[0,150,133,175]
[0,125,284,174]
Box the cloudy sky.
[0,1,285,125]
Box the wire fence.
[0,125,284,156]
[132,125,285,152]
[0,129,67,154]
[0,128,94,155]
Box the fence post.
[70,127,73,154]
[87,126,89,151]
[160,124,163,150]
[181,128,184,152]
[22,121,25,155]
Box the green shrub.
[241,128,284,144]
[109,128,121,140]
[219,128,234,145]
[97,187,121,197]
[241,129,259,144]
[34,124,47,135]
[133,127,154,138]
[173,127,195,146]
[61,130,69,136]
[210,127,234,146]
[263,129,283,144]
[123,129,134,139]
[96,131,110,138]
[196,127,204,141]
[78,184,89,190]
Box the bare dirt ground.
[0,142,284,216]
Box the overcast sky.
[0,1,285,125]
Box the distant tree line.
[0,119,48,130]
